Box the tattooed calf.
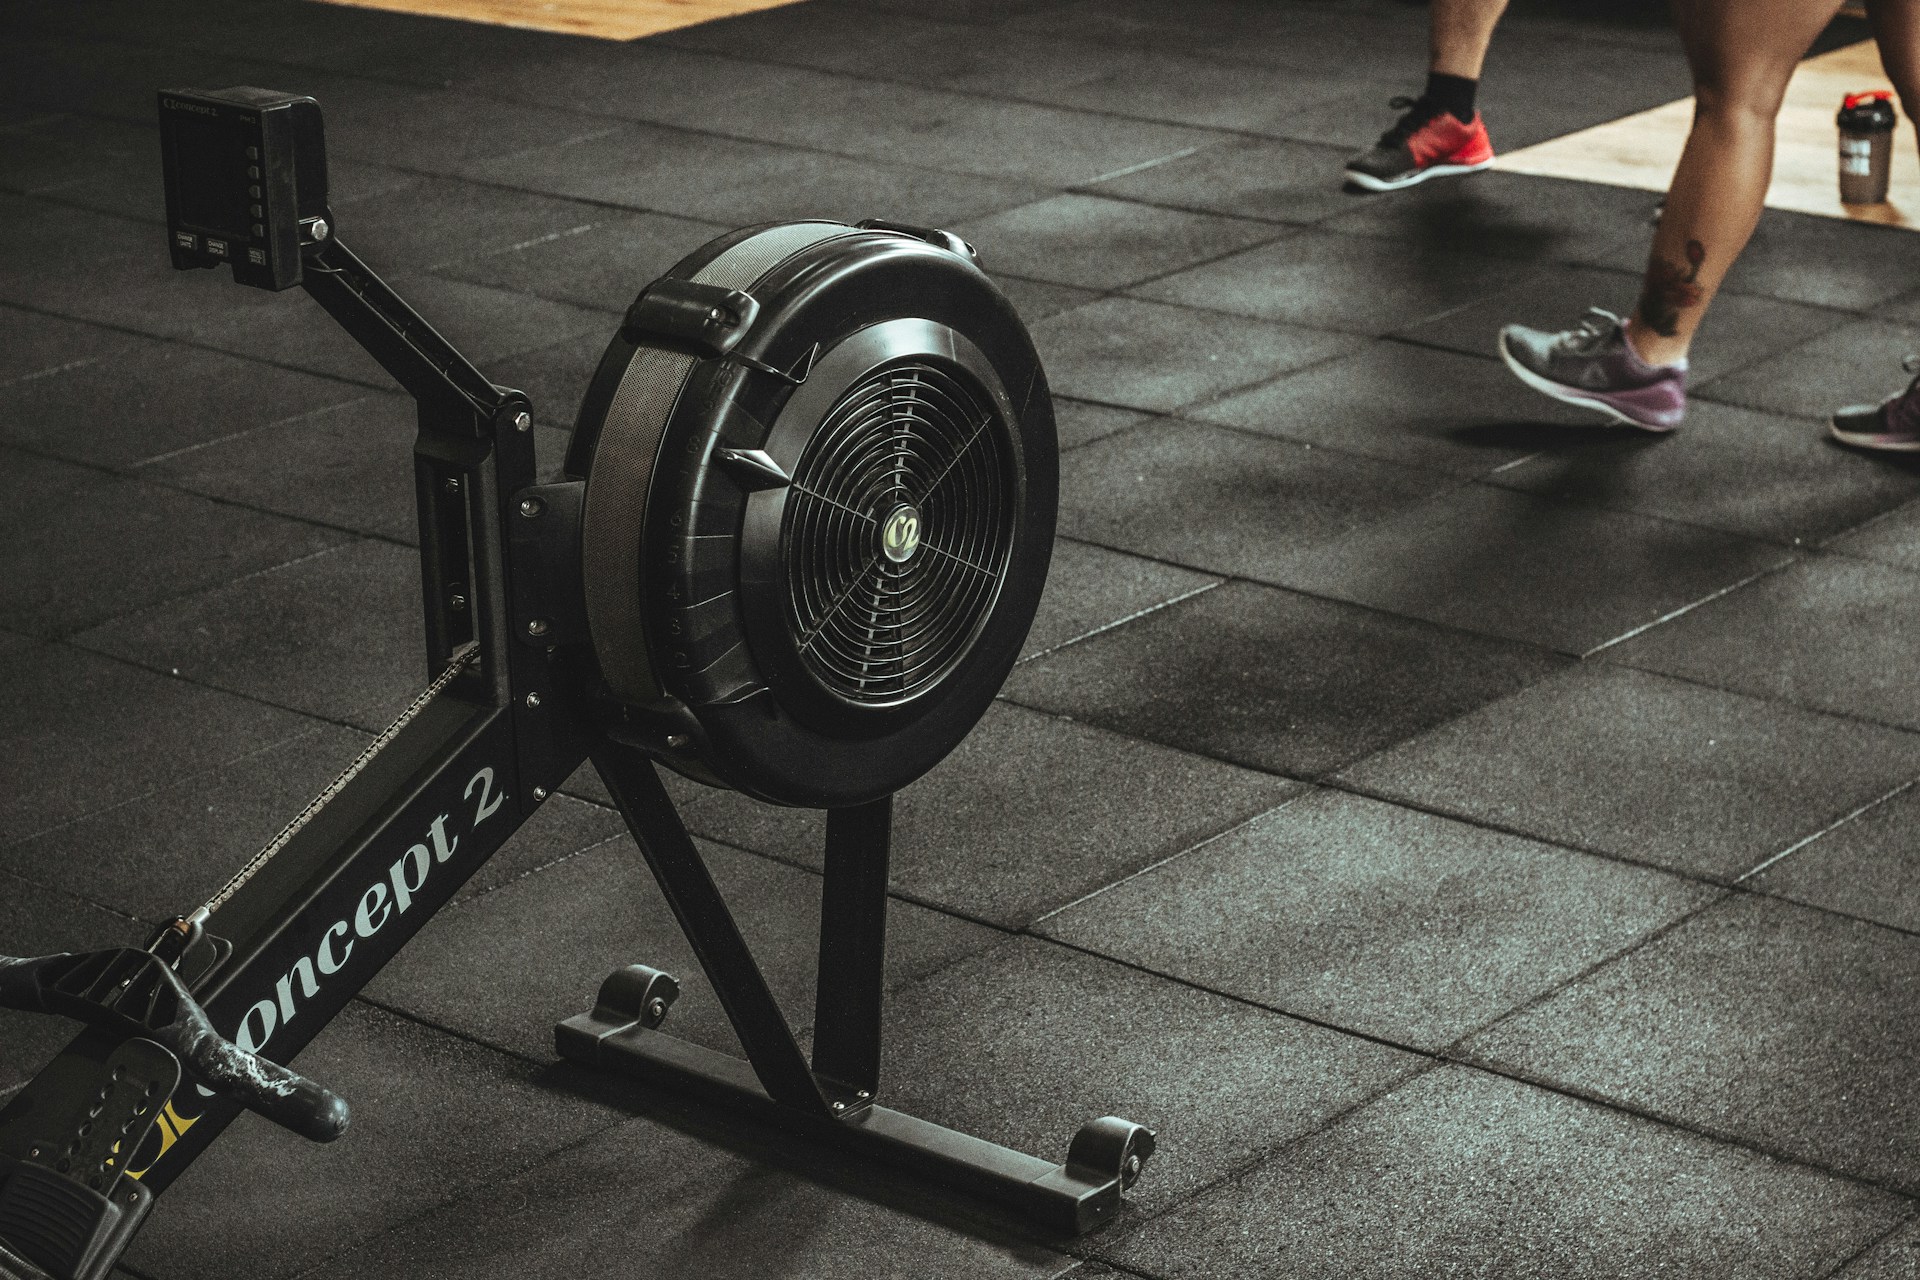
[1636,239,1705,338]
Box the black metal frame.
[0,214,1151,1280]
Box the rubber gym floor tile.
[0,113,157,199]
[0,641,315,841]
[0,335,365,469]
[1020,537,1221,658]
[1323,170,1664,266]
[1191,340,1585,477]
[1102,1065,1906,1280]
[0,303,139,389]
[0,36,238,124]
[1836,1222,1920,1278]
[427,209,730,314]
[1699,318,1920,422]
[464,123,1051,229]
[1574,204,1920,314]
[140,393,420,544]
[0,465,347,640]
[1465,893,1920,1193]
[1083,137,1359,227]
[73,539,427,733]
[0,875,144,1095]
[1041,789,1712,1050]
[296,1113,1069,1280]
[1058,417,1457,582]
[877,936,1422,1218]
[0,721,368,921]
[509,46,1221,189]
[327,179,629,276]
[1394,264,1845,390]
[1051,398,1152,452]
[322,88,615,175]
[1133,229,1527,337]
[1828,498,1920,572]
[660,700,1298,928]
[363,835,1004,1061]
[1487,396,1920,545]
[1266,484,1792,654]
[1030,296,1361,412]
[991,277,1103,328]
[1608,555,1920,731]
[1751,783,1920,935]
[1473,33,1696,151]
[953,194,1287,292]
[1033,51,1401,137]
[1002,579,1568,778]
[123,1002,628,1280]
[1342,665,1920,881]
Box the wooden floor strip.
[314,0,806,40]
[1499,40,1920,230]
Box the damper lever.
[0,950,349,1144]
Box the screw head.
[524,692,541,709]
[311,218,330,241]
[831,1100,846,1113]
[444,476,461,494]
[513,411,532,432]
[526,618,550,637]
[856,1090,871,1101]
[519,496,544,518]
[646,997,668,1021]
[448,593,468,612]
[532,786,548,801]
[665,733,689,748]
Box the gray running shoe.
[1498,308,1687,432]
[1831,357,1920,452]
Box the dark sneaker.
[1345,96,1495,192]
[1497,308,1687,432]
[1831,358,1920,451]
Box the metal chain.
[196,646,480,919]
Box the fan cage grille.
[781,358,1014,707]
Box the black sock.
[1423,72,1477,123]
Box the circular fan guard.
[782,359,1013,708]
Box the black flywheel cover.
[565,221,1058,808]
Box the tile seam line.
[0,864,152,932]
[0,719,342,858]
[51,538,368,644]
[1016,579,1225,665]
[1596,647,1920,741]
[0,295,395,396]
[1736,778,1918,883]
[1819,1213,1920,1279]
[1027,788,1317,928]
[1042,924,1920,1216]
[1440,1051,1920,1208]
[1581,563,1797,658]
[1326,772,1920,945]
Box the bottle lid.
[1844,90,1895,109]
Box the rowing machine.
[0,86,1154,1280]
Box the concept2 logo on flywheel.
[127,762,510,1178]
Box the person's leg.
[1431,0,1511,80]
[1831,0,1920,449]
[1624,0,1843,365]
[1344,0,1508,191]
[1499,0,1842,429]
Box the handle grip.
[0,950,350,1143]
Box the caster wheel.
[1066,1115,1156,1191]
[588,964,681,1031]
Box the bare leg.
[1431,0,1511,79]
[1868,0,1920,145]
[1624,0,1845,366]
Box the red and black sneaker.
[1344,96,1495,192]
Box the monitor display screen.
[169,110,251,240]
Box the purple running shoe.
[1831,357,1920,452]
[1498,308,1687,432]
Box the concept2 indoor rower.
[0,87,1155,1280]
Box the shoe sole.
[1829,417,1920,451]
[1344,158,1494,192]
[1498,333,1679,433]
